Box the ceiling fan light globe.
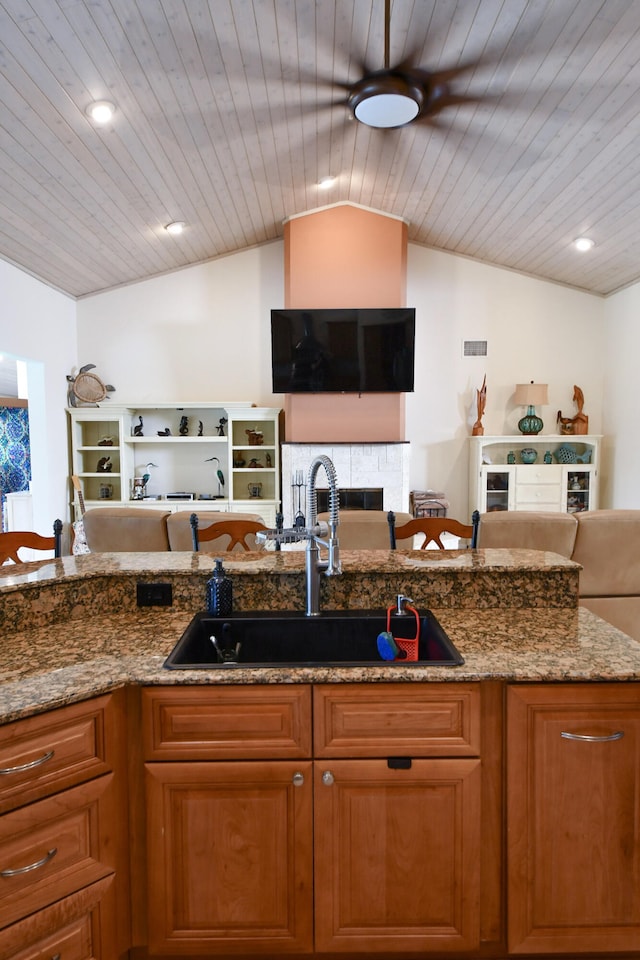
[348,73,424,128]
[354,92,420,127]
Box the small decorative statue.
[179,415,189,436]
[157,427,171,436]
[96,455,112,472]
[472,375,487,436]
[557,385,589,435]
[205,456,225,497]
[133,416,144,436]
[217,417,228,437]
[198,421,203,437]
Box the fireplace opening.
[316,488,384,513]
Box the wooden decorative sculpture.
[557,385,589,435]
[472,375,487,436]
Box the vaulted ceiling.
[2,0,640,299]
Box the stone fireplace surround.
[281,442,410,526]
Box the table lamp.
[514,381,548,435]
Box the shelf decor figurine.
[205,456,225,498]
[471,374,487,436]
[514,381,548,435]
[557,385,589,435]
[520,448,538,464]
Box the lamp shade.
[514,382,548,407]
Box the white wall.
[406,247,606,515]
[77,244,284,402]
[78,241,607,518]
[0,260,76,533]
[601,283,640,507]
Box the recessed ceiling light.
[85,100,115,124]
[574,237,594,252]
[165,221,185,235]
[318,176,336,189]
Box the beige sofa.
[81,508,266,553]
[479,510,640,641]
[317,510,413,549]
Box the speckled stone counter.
[1,548,639,724]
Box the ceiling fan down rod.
[384,0,391,70]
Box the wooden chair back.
[0,519,63,564]
[388,510,479,550]
[190,513,268,552]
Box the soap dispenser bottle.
[206,558,233,616]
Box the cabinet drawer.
[0,874,112,960]
[313,683,481,757]
[515,484,560,505]
[0,774,115,929]
[0,694,118,815]
[142,686,312,759]
[515,465,561,484]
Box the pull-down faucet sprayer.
[304,454,341,615]
[255,454,341,615]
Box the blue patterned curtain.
[0,405,31,530]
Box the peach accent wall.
[283,204,408,441]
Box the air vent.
[463,340,488,358]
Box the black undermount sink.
[164,608,464,669]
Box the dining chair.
[0,519,63,564]
[388,510,479,550]
[190,513,269,552]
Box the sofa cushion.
[572,509,640,597]
[166,510,266,551]
[478,511,578,558]
[82,507,171,552]
[317,510,413,550]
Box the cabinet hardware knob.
[1,846,57,877]
[322,771,334,786]
[0,749,54,776]
[292,772,304,787]
[561,730,624,742]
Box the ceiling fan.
[341,0,487,129]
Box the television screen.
[271,308,415,393]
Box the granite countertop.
[1,548,639,724]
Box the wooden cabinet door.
[313,758,481,953]
[145,760,313,954]
[507,684,640,954]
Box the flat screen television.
[271,308,415,393]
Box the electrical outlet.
[137,582,173,607]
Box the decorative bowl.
[520,448,538,464]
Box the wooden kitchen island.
[1,548,639,959]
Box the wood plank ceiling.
[1,0,640,299]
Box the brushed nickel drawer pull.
[561,730,624,742]
[0,749,55,776]
[0,846,57,877]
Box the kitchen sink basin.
[164,608,464,669]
